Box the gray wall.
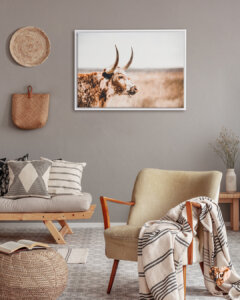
[0,0,239,222]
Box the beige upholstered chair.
[100,168,222,296]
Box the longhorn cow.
[77,46,138,108]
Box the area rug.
[57,248,88,264]
[0,223,238,299]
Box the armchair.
[100,168,222,297]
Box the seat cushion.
[0,193,92,212]
[104,225,141,261]
[104,225,203,263]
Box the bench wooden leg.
[43,220,66,244]
[58,220,73,235]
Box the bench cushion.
[0,193,92,213]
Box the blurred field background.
[77,68,184,108]
[107,69,184,108]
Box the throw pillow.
[5,160,52,199]
[0,154,29,196]
[0,158,6,172]
[41,157,86,195]
[0,158,6,184]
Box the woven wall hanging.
[12,86,50,130]
[10,26,50,67]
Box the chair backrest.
[127,168,222,226]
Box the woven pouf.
[0,248,68,300]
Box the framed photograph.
[74,30,186,111]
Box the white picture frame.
[74,30,186,111]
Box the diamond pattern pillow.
[0,154,28,196]
[5,160,52,199]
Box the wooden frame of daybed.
[0,204,96,244]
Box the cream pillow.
[41,158,86,195]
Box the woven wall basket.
[10,26,50,67]
[12,86,50,130]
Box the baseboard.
[0,222,125,228]
[1,221,233,229]
[69,222,125,228]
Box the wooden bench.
[219,192,239,231]
[0,204,96,244]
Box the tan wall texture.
[0,0,239,222]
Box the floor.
[0,223,239,300]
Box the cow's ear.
[102,71,113,79]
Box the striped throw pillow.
[41,158,86,195]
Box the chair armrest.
[186,201,201,265]
[100,196,135,229]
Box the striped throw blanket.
[138,197,240,300]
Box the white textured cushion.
[41,158,86,195]
[0,193,92,212]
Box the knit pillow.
[0,159,6,172]
[41,158,86,195]
[0,154,28,196]
[0,159,7,191]
[5,160,52,199]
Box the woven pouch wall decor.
[12,86,49,130]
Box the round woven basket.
[10,26,50,67]
[0,248,68,300]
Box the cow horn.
[106,45,119,74]
[123,47,133,70]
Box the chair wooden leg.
[183,265,186,299]
[199,262,204,274]
[107,260,119,294]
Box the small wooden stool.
[219,192,240,231]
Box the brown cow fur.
[78,73,106,107]
[77,68,137,108]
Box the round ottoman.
[0,248,68,300]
